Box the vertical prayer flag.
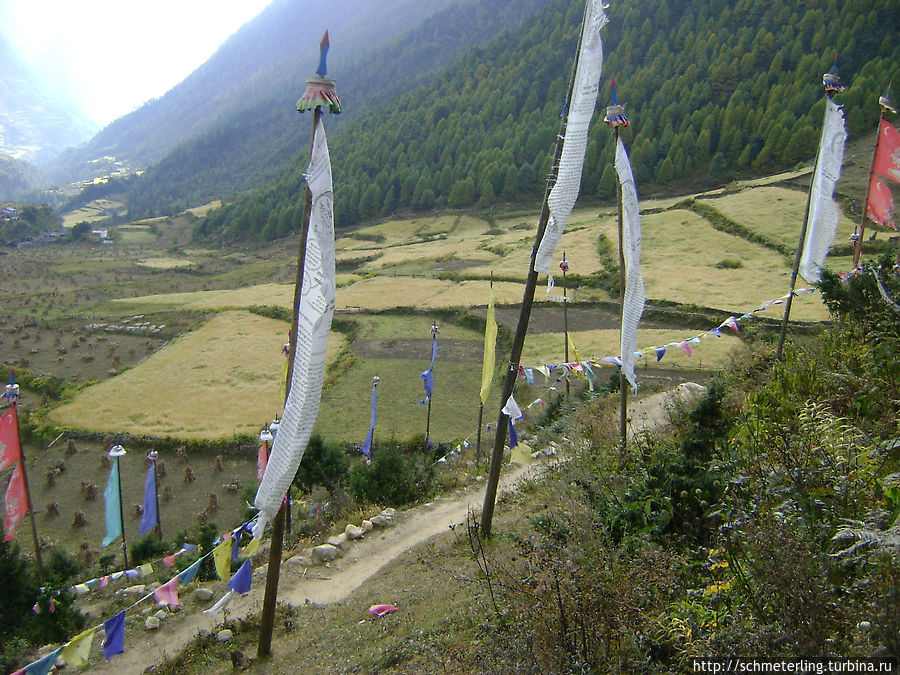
[361,379,378,458]
[535,0,609,272]
[873,118,900,184]
[254,114,336,526]
[139,463,157,536]
[103,611,126,660]
[799,98,847,283]
[257,442,268,482]
[317,30,330,77]
[420,336,438,403]
[101,460,123,547]
[615,135,646,393]
[0,405,21,470]
[867,173,895,229]
[4,462,28,541]
[479,285,497,405]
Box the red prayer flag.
[4,462,29,541]
[0,406,21,471]
[257,443,268,482]
[867,174,896,229]
[873,118,900,184]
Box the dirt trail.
[87,383,699,673]
[86,461,546,674]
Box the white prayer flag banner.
[615,135,645,393]
[535,0,608,273]
[799,98,847,283]
[255,116,336,523]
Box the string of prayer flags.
[15,646,63,675]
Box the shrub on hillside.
[349,438,438,506]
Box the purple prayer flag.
[507,418,518,449]
[419,336,438,403]
[103,610,126,660]
[139,464,157,536]
[655,347,666,362]
[228,558,252,594]
[361,383,377,458]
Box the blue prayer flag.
[139,464,157,536]
[228,559,252,594]
[103,611,126,660]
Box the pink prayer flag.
[153,576,180,607]
[722,317,739,333]
[4,462,28,541]
[0,406,22,471]
[678,341,693,357]
[163,555,176,568]
[257,443,268,482]
[99,575,109,588]
[369,603,398,617]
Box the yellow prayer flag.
[243,537,261,557]
[138,563,153,577]
[61,627,96,667]
[479,284,497,405]
[213,537,232,580]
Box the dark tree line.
[195,0,898,244]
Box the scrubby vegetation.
[463,259,899,670]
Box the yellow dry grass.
[709,186,857,253]
[638,209,828,321]
[335,277,525,310]
[136,257,193,269]
[61,199,126,227]
[521,328,748,370]
[48,311,345,439]
[111,282,295,311]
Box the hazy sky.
[0,0,273,127]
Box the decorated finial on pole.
[823,55,846,97]
[297,30,342,114]
[603,79,630,128]
[880,82,896,115]
[3,371,19,402]
[431,321,440,336]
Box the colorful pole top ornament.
[822,56,846,97]
[559,251,569,272]
[108,443,127,458]
[2,371,19,402]
[430,321,440,336]
[603,79,630,128]
[297,31,342,114]
[372,376,381,386]
[880,83,896,115]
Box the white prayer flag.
[615,135,645,393]
[535,0,608,273]
[799,98,847,283]
[255,116,336,523]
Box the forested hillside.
[123,0,548,218]
[195,0,898,243]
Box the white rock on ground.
[216,629,233,642]
[345,524,364,539]
[144,616,160,631]
[311,544,340,564]
[361,519,374,532]
[191,588,214,602]
[327,532,348,548]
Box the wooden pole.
[258,104,322,660]
[481,2,586,538]
[115,455,129,568]
[615,127,628,450]
[562,252,570,398]
[425,323,438,448]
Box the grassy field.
[47,311,343,439]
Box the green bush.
[349,438,437,506]
[294,433,350,493]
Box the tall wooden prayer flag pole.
[481,0,607,538]
[258,30,340,660]
[423,321,440,446]
[2,376,45,583]
[560,252,571,398]
[604,79,632,449]
[777,61,848,360]
[476,274,496,465]
[852,84,896,268]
